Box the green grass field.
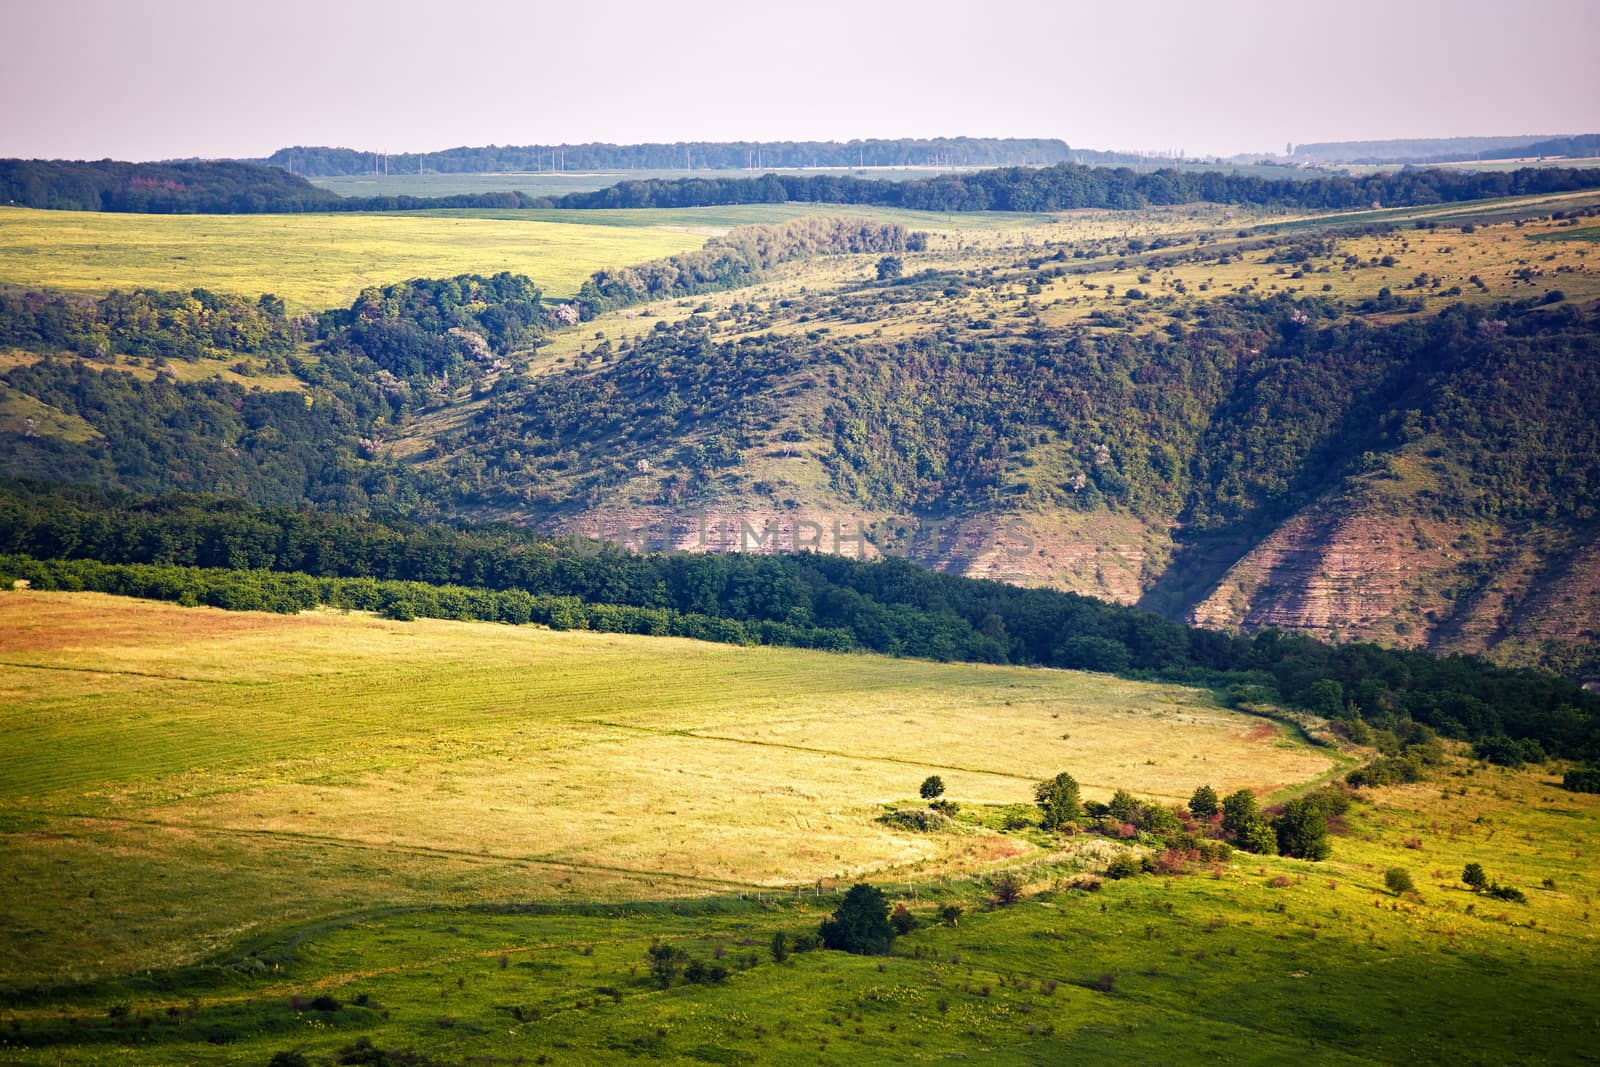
[0,597,1593,1064]
[0,207,708,310]
[0,591,1331,988]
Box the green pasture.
[0,207,707,310]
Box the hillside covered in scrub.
[2,190,1599,683]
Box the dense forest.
[415,284,1599,536]
[0,287,302,360]
[260,138,1087,176]
[2,479,1595,759]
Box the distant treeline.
[574,217,915,318]
[261,138,1088,176]
[0,158,561,213]
[0,159,344,213]
[0,554,858,652]
[11,157,1600,217]
[1292,133,1600,165]
[3,480,1595,759]
[545,162,1600,213]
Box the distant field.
[310,166,988,200]
[424,202,1064,231]
[309,161,1340,201]
[1343,156,1600,176]
[0,206,707,310]
[0,591,1333,985]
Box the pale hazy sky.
[3,0,1597,161]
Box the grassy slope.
[0,207,707,310]
[0,591,1331,987]
[0,597,1594,1064]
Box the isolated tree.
[1462,863,1488,892]
[1220,789,1259,839]
[1034,771,1083,830]
[1272,797,1331,860]
[920,775,946,801]
[876,255,904,280]
[819,883,895,955]
[769,930,790,963]
[941,904,963,926]
[1384,868,1415,895]
[1189,784,1220,820]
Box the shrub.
[890,903,918,934]
[878,807,950,832]
[1486,883,1527,903]
[992,872,1024,906]
[940,904,963,926]
[1462,862,1488,891]
[1563,766,1600,793]
[646,941,687,987]
[770,931,790,963]
[1105,853,1142,880]
[1384,868,1415,895]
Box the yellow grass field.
[0,207,708,310]
[0,591,1335,983]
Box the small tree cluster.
[1461,862,1526,902]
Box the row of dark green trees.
[2,479,1595,759]
[9,157,1600,215]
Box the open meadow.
[0,207,707,310]
[0,597,1594,1065]
[0,591,1332,988]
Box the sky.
[3,0,1597,161]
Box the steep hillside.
[2,195,1599,677]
